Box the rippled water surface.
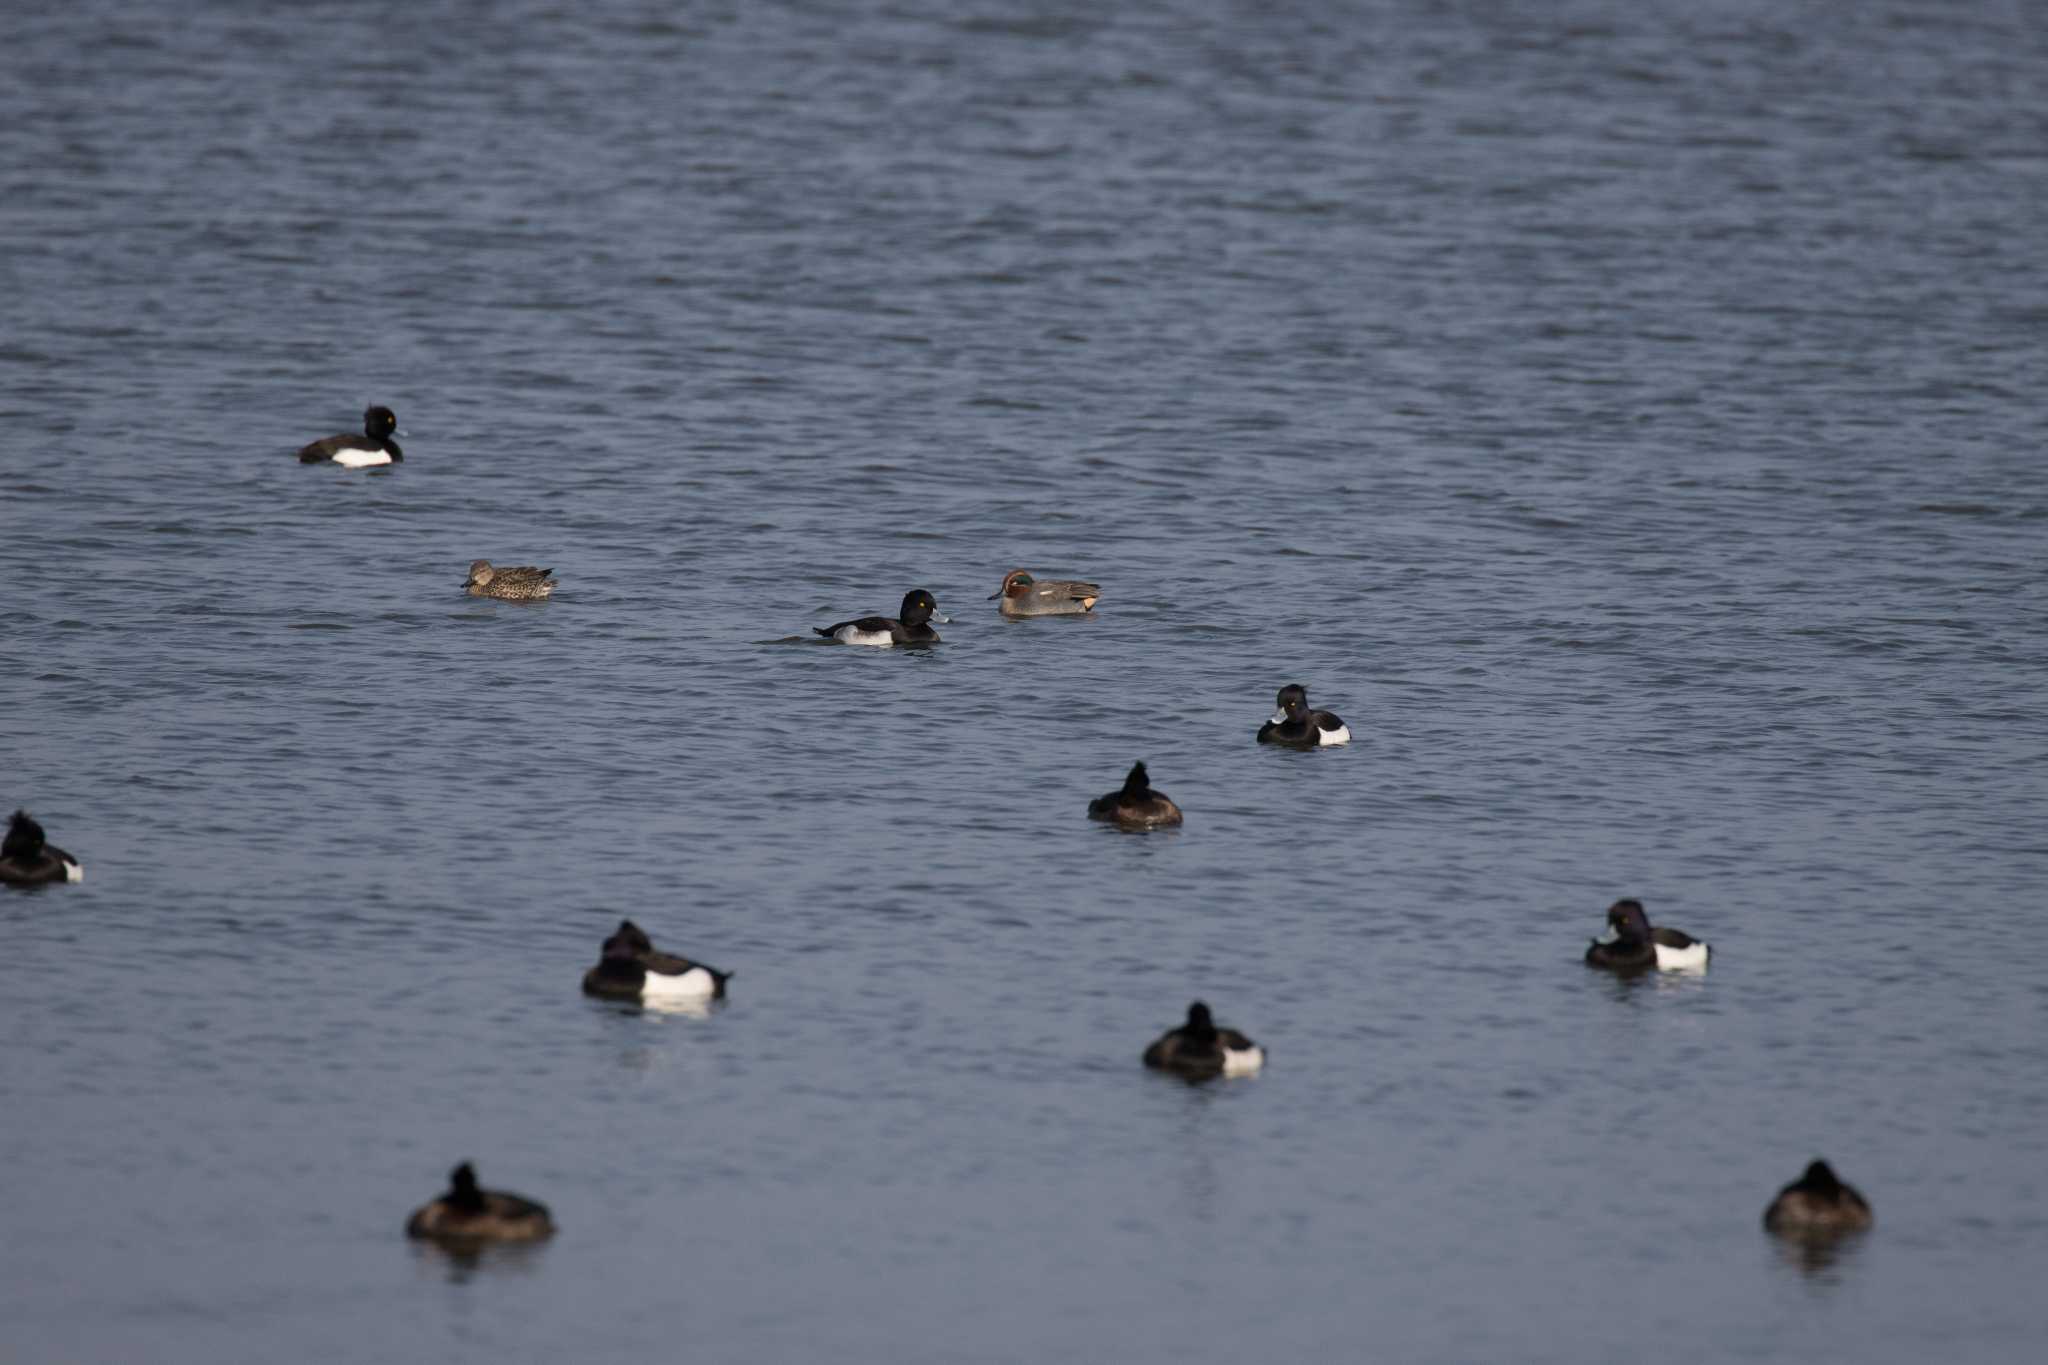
[4,1,2046,1361]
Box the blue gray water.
[4,1,2046,1361]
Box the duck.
[465,560,556,600]
[0,810,83,886]
[581,918,732,1004]
[1256,683,1351,747]
[297,405,403,467]
[813,588,947,646]
[1087,761,1183,830]
[1143,1001,1264,1080]
[989,569,1101,617]
[1583,898,1710,972]
[405,1162,554,1243]
[1764,1160,1873,1237]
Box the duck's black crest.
[1122,763,1150,795]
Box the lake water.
[3,1,2045,1361]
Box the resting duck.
[1256,683,1351,747]
[989,569,1101,617]
[465,560,556,600]
[0,810,83,887]
[814,588,947,646]
[1764,1160,1873,1237]
[297,405,403,467]
[1143,1001,1264,1080]
[404,1162,554,1243]
[1583,898,1710,972]
[581,919,732,1004]
[1087,761,1183,830]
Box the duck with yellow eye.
[989,569,1101,617]
[814,588,947,646]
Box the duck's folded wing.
[1651,927,1701,949]
[495,566,554,585]
[297,435,347,462]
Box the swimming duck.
[989,569,1101,617]
[1764,1160,1873,1237]
[581,918,732,1004]
[1256,683,1351,747]
[0,810,83,886]
[1087,761,1183,830]
[466,560,556,600]
[1143,1001,1264,1080]
[297,405,403,467]
[405,1162,554,1243]
[814,588,947,646]
[1583,898,1710,972]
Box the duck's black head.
[1275,683,1310,716]
[4,810,45,861]
[899,588,939,624]
[1183,1001,1217,1040]
[448,1162,485,1209]
[603,919,653,959]
[1798,1160,1843,1194]
[1122,762,1152,796]
[364,405,398,440]
[1606,899,1652,942]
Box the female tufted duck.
[1583,898,1710,973]
[582,919,731,1004]
[1143,1001,1264,1080]
[989,569,1101,617]
[1256,683,1351,747]
[465,560,556,600]
[405,1162,554,1243]
[1,810,83,886]
[1087,762,1183,830]
[297,405,403,467]
[814,589,947,646]
[1764,1160,1872,1237]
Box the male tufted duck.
[405,1162,555,1243]
[581,919,731,1004]
[989,569,1101,617]
[297,405,403,467]
[0,810,83,887]
[1583,898,1710,973]
[814,589,947,646]
[1087,761,1183,830]
[1143,1001,1264,1080]
[1256,683,1351,747]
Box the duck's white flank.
[832,625,895,647]
[641,965,719,1000]
[1222,1044,1265,1077]
[1317,723,1351,746]
[1654,940,1710,972]
[331,446,393,468]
